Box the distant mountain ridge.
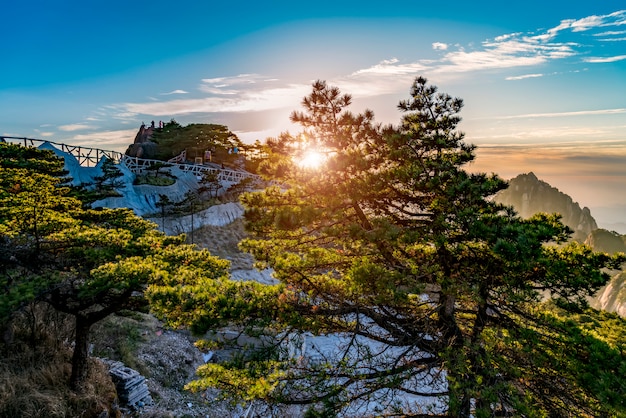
[494,173,626,316]
[494,172,597,241]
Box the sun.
[297,148,325,169]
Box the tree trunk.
[70,315,92,391]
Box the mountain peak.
[495,173,597,241]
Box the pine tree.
[0,143,231,390]
[151,79,626,416]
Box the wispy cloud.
[596,37,626,42]
[351,58,428,76]
[161,89,189,95]
[584,54,626,63]
[199,74,270,95]
[496,108,626,119]
[122,79,310,116]
[108,10,626,129]
[594,30,626,36]
[506,73,544,80]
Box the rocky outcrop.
[494,172,597,241]
[103,360,153,411]
[125,123,159,159]
[584,229,626,316]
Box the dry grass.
[0,354,118,418]
[0,304,119,418]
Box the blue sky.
[2,1,625,227]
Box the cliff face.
[594,272,626,317]
[493,172,597,241]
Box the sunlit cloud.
[101,105,139,122]
[432,42,448,50]
[199,74,264,94]
[69,128,139,152]
[352,58,428,76]
[58,123,94,132]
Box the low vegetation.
[133,173,177,186]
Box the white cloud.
[424,11,626,74]
[432,42,448,50]
[198,74,276,95]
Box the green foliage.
[151,121,243,161]
[148,79,626,416]
[0,142,69,178]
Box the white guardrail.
[1,136,261,183]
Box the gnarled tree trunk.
[70,315,92,391]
